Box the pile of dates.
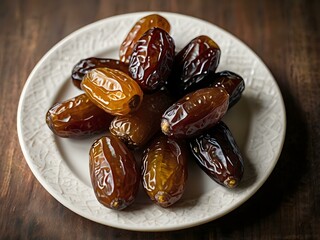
[46,14,245,210]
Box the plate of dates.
[17,12,286,231]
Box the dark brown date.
[189,121,244,188]
[89,135,139,210]
[71,57,129,89]
[207,71,245,108]
[120,14,171,63]
[161,87,229,138]
[129,27,175,92]
[46,93,113,138]
[109,90,173,149]
[167,35,221,98]
[141,135,187,207]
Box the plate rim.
[17,11,286,231]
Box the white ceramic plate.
[17,12,286,231]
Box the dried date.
[46,93,113,138]
[189,121,244,188]
[120,14,171,63]
[161,87,229,138]
[206,71,245,108]
[141,135,187,207]
[129,27,175,92]
[109,90,173,148]
[81,68,143,116]
[167,35,221,97]
[89,135,139,210]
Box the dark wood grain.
[1,0,320,239]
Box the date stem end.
[161,119,170,135]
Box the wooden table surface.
[1,0,319,239]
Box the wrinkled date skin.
[129,27,175,92]
[141,135,188,207]
[207,71,245,108]
[189,121,244,188]
[109,91,174,149]
[89,135,139,210]
[46,93,113,138]
[71,57,129,89]
[167,35,221,98]
[120,14,171,63]
[81,68,143,116]
[161,87,229,138]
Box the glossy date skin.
[208,71,245,108]
[167,35,221,98]
[109,90,174,149]
[141,135,188,207]
[161,87,229,138]
[81,68,143,116]
[71,57,129,89]
[89,135,139,210]
[46,93,113,138]
[120,14,171,63]
[189,121,244,188]
[129,27,175,92]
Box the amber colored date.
[129,27,175,92]
[161,87,229,138]
[46,93,113,138]
[189,121,244,188]
[71,57,129,89]
[141,135,188,207]
[167,35,221,97]
[81,68,143,116]
[109,90,174,149]
[89,135,139,210]
[120,14,171,63]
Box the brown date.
[109,90,174,149]
[81,68,143,116]
[120,14,171,63]
[129,27,175,92]
[71,57,129,89]
[141,135,188,207]
[161,87,229,138]
[89,135,139,210]
[207,71,245,108]
[167,35,221,98]
[46,93,113,138]
[189,121,244,188]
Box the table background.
[1,0,319,239]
